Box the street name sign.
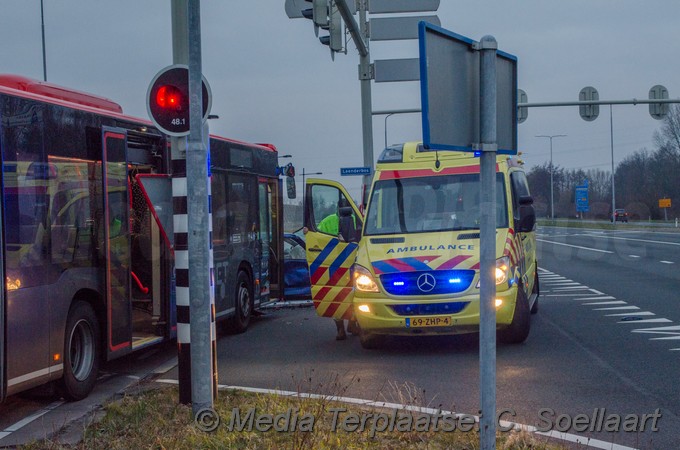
[341,167,372,176]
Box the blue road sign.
[575,185,589,212]
[341,167,372,176]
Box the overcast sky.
[0,1,678,201]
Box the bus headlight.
[352,265,379,293]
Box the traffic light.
[302,0,329,35]
[302,0,343,57]
[147,65,212,137]
[319,1,342,55]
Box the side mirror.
[517,200,536,233]
[286,176,296,199]
[519,195,534,206]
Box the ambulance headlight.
[475,256,511,287]
[352,265,379,293]
[495,256,510,285]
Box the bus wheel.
[228,271,253,334]
[498,287,531,344]
[59,301,100,401]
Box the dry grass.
[22,382,572,450]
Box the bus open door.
[0,197,4,402]
[304,179,362,320]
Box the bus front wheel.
[59,301,100,401]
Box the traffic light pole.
[186,0,216,415]
[479,36,498,450]
[170,0,216,411]
[336,0,373,204]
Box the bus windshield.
[364,172,507,235]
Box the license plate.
[406,316,452,328]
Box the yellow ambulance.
[304,142,538,348]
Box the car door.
[304,179,362,320]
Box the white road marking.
[584,234,680,247]
[593,306,640,311]
[628,255,640,258]
[631,325,680,334]
[583,301,628,306]
[537,239,613,253]
[605,311,656,317]
[543,268,679,352]
[0,401,64,443]
[543,293,598,297]
[619,318,673,324]
[660,260,674,264]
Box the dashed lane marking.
[540,269,678,352]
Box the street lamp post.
[40,0,47,81]
[536,134,567,220]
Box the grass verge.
[23,382,572,450]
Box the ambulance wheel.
[359,330,385,349]
[498,287,530,344]
[530,270,539,315]
[59,301,100,401]
[227,270,253,334]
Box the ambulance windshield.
[364,173,507,235]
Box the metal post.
[610,104,616,225]
[384,113,395,148]
[186,0,215,414]
[478,35,497,450]
[550,139,553,219]
[535,135,566,220]
[357,0,374,206]
[40,0,47,81]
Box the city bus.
[0,74,283,402]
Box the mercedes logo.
[416,273,436,292]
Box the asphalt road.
[2,225,679,449]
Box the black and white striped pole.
[144,0,216,408]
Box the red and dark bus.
[0,74,283,401]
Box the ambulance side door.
[304,179,362,320]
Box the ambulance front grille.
[380,270,475,296]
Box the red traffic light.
[156,85,184,110]
[147,65,212,137]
